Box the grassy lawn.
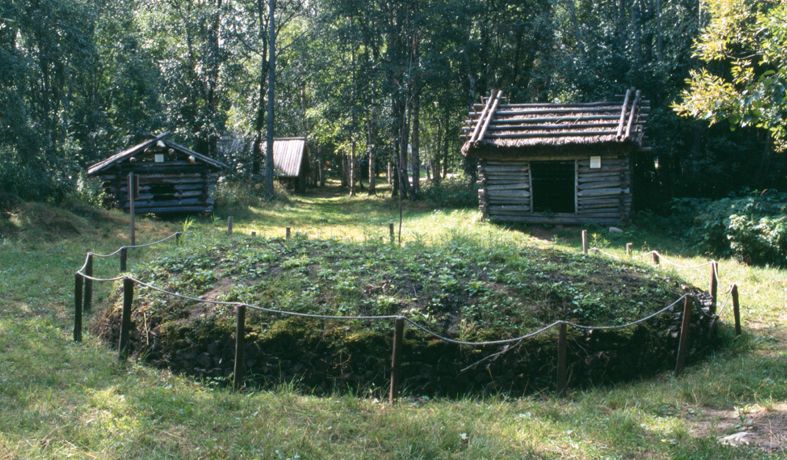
[0,186,784,458]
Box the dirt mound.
[94,235,721,396]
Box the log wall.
[99,163,219,214]
[478,152,631,224]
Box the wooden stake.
[389,317,404,404]
[581,230,588,255]
[83,253,93,313]
[709,262,718,314]
[233,305,246,391]
[625,242,633,256]
[652,251,660,265]
[286,227,291,240]
[675,296,692,375]
[175,232,182,246]
[119,277,134,360]
[128,173,136,246]
[389,223,395,244]
[251,231,256,237]
[227,216,233,235]
[119,247,128,272]
[731,284,741,336]
[74,274,83,342]
[557,322,568,395]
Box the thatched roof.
[260,137,307,178]
[461,88,649,155]
[87,132,227,175]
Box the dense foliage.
[674,0,787,152]
[670,191,787,267]
[2,0,785,203]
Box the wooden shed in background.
[261,137,310,191]
[462,88,648,225]
[87,132,227,214]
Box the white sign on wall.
[589,156,601,169]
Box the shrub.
[673,190,787,266]
[214,178,290,213]
[421,175,477,209]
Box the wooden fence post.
[675,296,692,375]
[227,216,233,235]
[731,284,741,336]
[83,253,93,313]
[709,262,718,314]
[119,247,128,272]
[389,223,395,244]
[389,317,404,404]
[74,274,83,342]
[233,305,246,391]
[119,277,134,360]
[652,251,660,266]
[557,322,568,395]
[128,173,136,246]
[625,242,633,256]
[581,230,588,255]
[286,227,291,240]
[175,231,182,246]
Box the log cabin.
[87,132,227,214]
[461,88,648,225]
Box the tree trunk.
[411,89,421,198]
[264,0,276,198]
[367,113,376,195]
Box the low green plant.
[421,175,477,209]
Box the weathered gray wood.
[488,205,531,211]
[119,278,133,360]
[74,274,83,342]
[389,317,404,404]
[731,284,741,336]
[128,173,135,246]
[233,305,246,391]
[675,296,692,375]
[485,183,530,191]
[577,188,627,197]
[557,322,567,395]
[488,130,617,139]
[489,215,620,224]
[83,253,93,313]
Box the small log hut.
[462,88,648,225]
[261,137,310,192]
[87,132,227,214]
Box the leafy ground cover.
[95,229,715,395]
[0,186,784,458]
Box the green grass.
[1,185,784,458]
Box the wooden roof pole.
[467,90,496,144]
[624,90,642,139]
[616,88,632,139]
[475,90,502,144]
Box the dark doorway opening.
[531,161,575,213]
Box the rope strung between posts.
[715,284,735,318]
[90,232,181,258]
[650,251,715,271]
[99,275,695,348]
[564,294,687,330]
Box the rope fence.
[70,219,744,402]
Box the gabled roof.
[261,137,307,178]
[462,88,649,155]
[87,132,227,175]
